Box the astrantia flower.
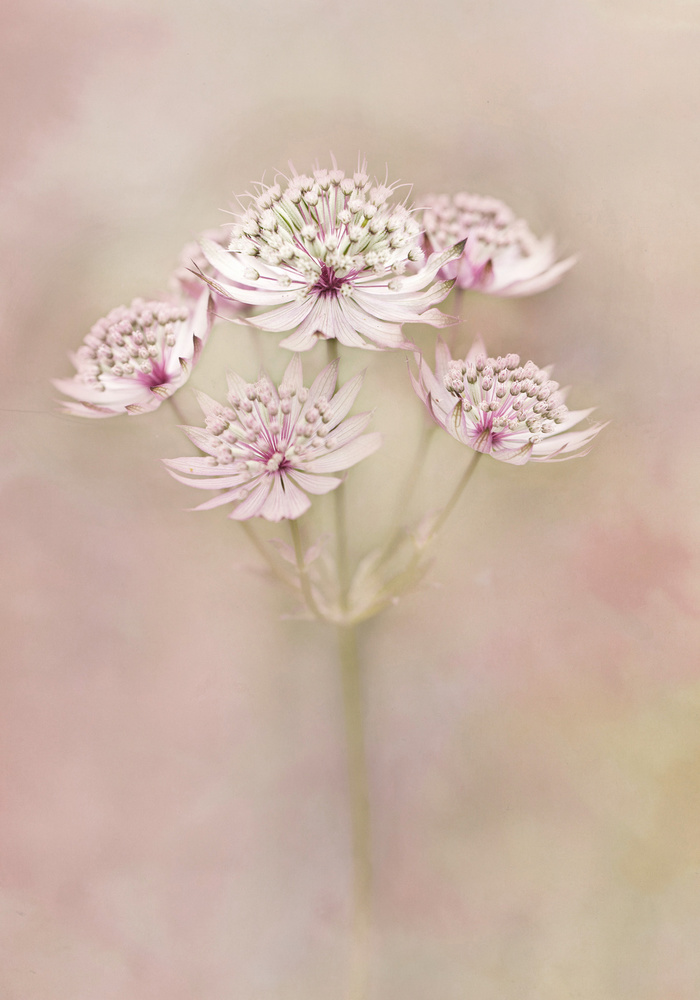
[170,229,246,320]
[197,163,465,351]
[412,338,604,463]
[164,355,381,521]
[54,291,213,418]
[419,193,575,296]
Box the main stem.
[325,338,351,607]
[325,337,372,997]
[338,622,371,1000]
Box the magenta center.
[312,264,346,297]
[137,359,170,389]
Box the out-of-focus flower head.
[170,229,247,321]
[419,193,575,296]
[412,337,604,463]
[197,161,465,351]
[165,355,381,521]
[54,291,213,418]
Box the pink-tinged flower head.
[412,338,604,464]
[170,229,246,320]
[164,355,381,521]
[54,291,213,418]
[197,162,465,351]
[419,193,575,296]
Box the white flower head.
[197,161,465,351]
[54,291,213,418]
[412,337,605,464]
[165,355,381,521]
[420,192,575,296]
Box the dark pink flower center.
[138,360,171,389]
[312,264,346,297]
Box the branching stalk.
[376,419,436,566]
[352,451,483,624]
[241,522,297,590]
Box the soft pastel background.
[2,0,700,997]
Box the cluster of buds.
[229,167,424,279]
[420,191,575,296]
[54,293,212,417]
[413,339,603,464]
[54,159,604,616]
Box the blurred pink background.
[2,0,700,997]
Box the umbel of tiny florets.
[412,338,604,463]
[196,162,465,351]
[419,192,575,296]
[164,355,381,521]
[54,291,213,418]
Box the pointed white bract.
[170,228,247,320]
[412,338,604,464]
[197,163,464,351]
[54,291,213,418]
[419,193,575,296]
[164,356,381,522]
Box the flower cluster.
[54,157,604,540]
[54,292,212,417]
[164,356,381,521]
[412,338,604,463]
[197,163,463,351]
[419,192,575,296]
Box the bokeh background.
[2,0,700,997]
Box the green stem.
[351,451,483,624]
[323,335,371,992]
[334,479,351,611]
[325,338,351,611]
[337,623,372,1000]
[377,420,436,566]
[290,518,324,620]
[430,450,482,538]
[167,395,188,424]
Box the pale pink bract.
[420,193,575,296]
[197,163,465,351]
[54,291,213,418]
[170,229,247,321]
[164,355,381,521]
[412,338,604,464]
